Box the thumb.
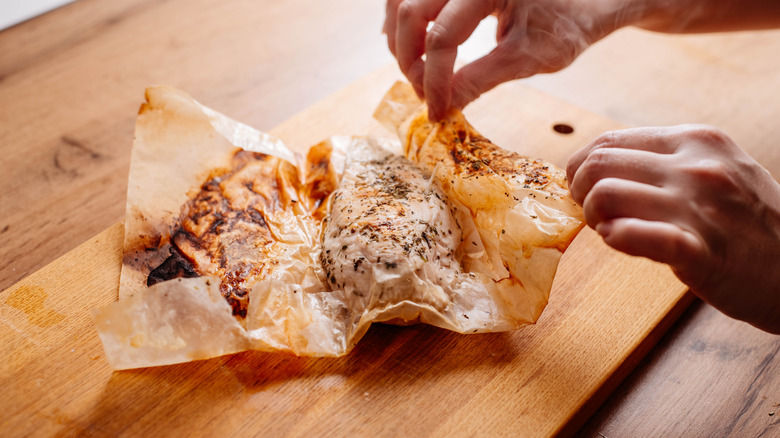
[450,44,540,109]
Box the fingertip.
[566,150,583,181]
[425,97,449,123]
[423,55,455,120]
[600,218,706,269]
[567,133,609,178]
[565,159,581,195]
[427,107,440,122]
[426,85,452,122]
[423,76,452,123]
[567,162,592,206]
[595,220,613,238]
[427,102,444,122]
[406,58,425,98]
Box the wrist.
[577,0,657,42]
[587,0,697,35]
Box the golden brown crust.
[149,149,333,318]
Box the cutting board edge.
[555,289,696,437]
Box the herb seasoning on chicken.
[321,139,462,330]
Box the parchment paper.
[93,85,583,370]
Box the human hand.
[384,0,626,120]
[567,125,780,334]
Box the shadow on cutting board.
[73,322,527,436]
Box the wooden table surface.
[1,0,778,436]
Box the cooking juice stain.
[5,285,66,327]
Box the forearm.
[621,0,780,33]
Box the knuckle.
[593,130,622,149]
[541,44,575,72]
[569,147,618,203]
[577,148,614,181]
[496,37,525,60]
[583,179,617,223]
[669,231,696,261]
[586,147,614,168]
[547,57,569,72]
[686,158,738,191]
[588,179,616,206]
[425,24,451,51]
[691,124,729,142]
[678,124,734,150]
[397,1,417,22]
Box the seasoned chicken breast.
[321,138,462,337]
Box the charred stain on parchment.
[145,149,333,319]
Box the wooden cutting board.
[0,65,691,437]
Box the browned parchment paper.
[93,85,583,370]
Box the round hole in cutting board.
[553,123,574,134]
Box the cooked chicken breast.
[321,138,462,333]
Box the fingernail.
[596,221,613,238]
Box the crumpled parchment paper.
[93,84,583,370]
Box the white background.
[0,0,77,31]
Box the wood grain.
[580,300,780,437]
[0,0,393,291]
[3,0,780,436]
[0,64,690,437]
